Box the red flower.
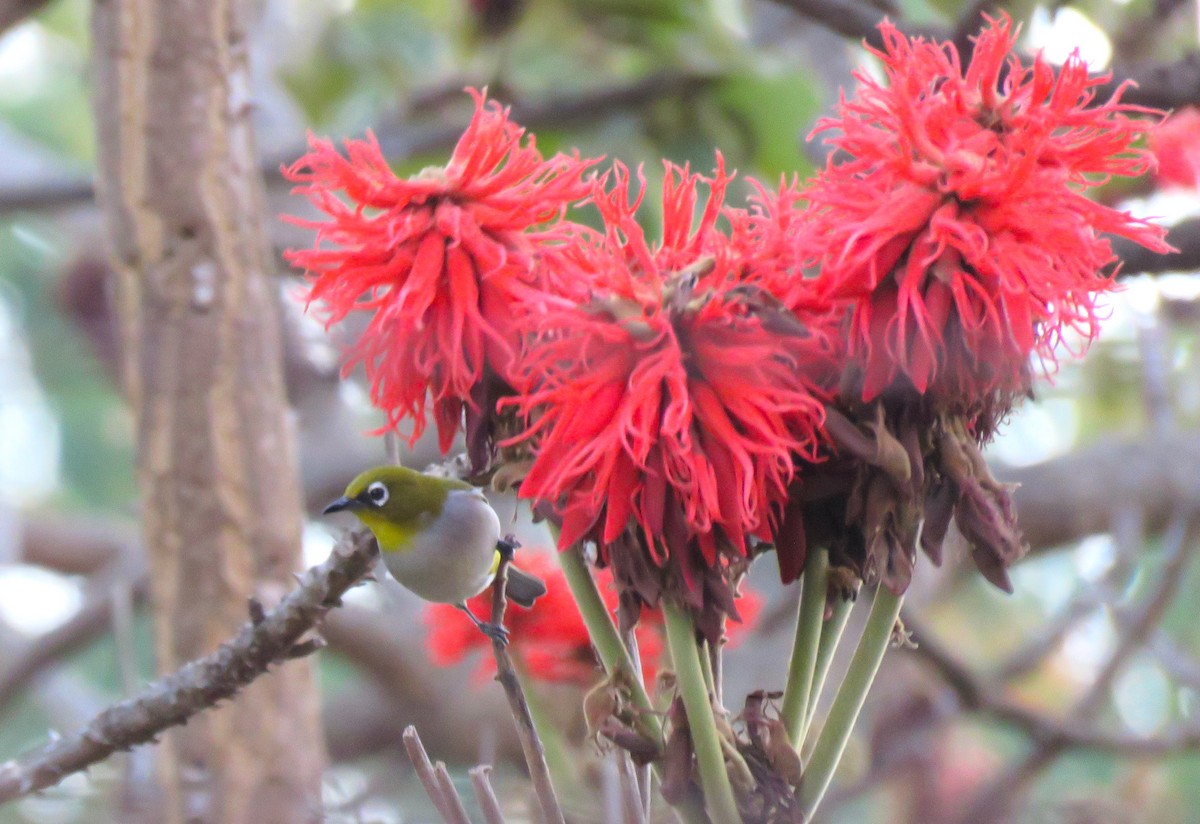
[507,162,834,573]
[424,553,665,686]
[1151,106,1200,190]
[424,552,762,685]
[284,90,594,453]
[796,16,1172,410]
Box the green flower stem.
[780,547,828,746]
[806,597,854,727]
[699,640,717,697]
[557,542,661,741]
[663,599,741,824]
[556,541,709,824]
[515,658,586,802]
[799,585,903,819]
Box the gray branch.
[0,530,378,804]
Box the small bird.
[322,465,546,642]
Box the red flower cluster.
[506,162,834,572]
[284,90,593,453]
[424,552,762,685]
[293,17,1173,607]
[1151,107,1200,190]
[796,16,1172,411]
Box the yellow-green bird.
[323,466,546,642]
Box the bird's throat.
[356,511,416,554]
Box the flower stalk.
[806,597,854,730]
[663,598,741,824]
[799,585,903,818]
[557,542,662,742]
[781,547,829,745]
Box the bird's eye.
[366,481,389,506]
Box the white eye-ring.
[366,481,389,506]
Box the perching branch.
[488,546,567,824]
[0,530,379,805]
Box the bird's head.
[322,466,470,550]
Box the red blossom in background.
[424,553,761,685]
[284,90,595,454]
[1151,107,1200,190]
[796,15,1173,413]
[507,162,834,589]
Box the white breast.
[381,489,501,604]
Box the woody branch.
[0,530,378,804]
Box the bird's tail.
[505,566,547,608]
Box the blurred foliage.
[0,0,1196,822]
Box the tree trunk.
[90,1,326,821]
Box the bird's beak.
[321,496,361,515]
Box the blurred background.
[0,0,1198,821]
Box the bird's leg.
[496,533,521,561]
[457,602,510,646]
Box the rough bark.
[90,1,325,821]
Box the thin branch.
[0,530,379,804]
[905,611,1200,757]
[1112,0,1193,62]
[770,0,1200,117]
[615,750,649,824]
[489,548,567,824]
[0,569,148,715]
[1106,52,1200,110]
[0,0,50,33]
[402,726,456,823]
[1114,218,1200,278]
[435,761,474,824]
[0,72,715,216]
[950,0,999,54]
[995,506,1144,682]
[469,765,508,824]
[765,0,941,49]
[952,513,1200,824]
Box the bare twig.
[436,761,475,824]
[950,0,998,54]
[1107,52,1200,110]
[0,72,714,216]
[0,530,379,804]
[402,726,456,822]
[905,610,1200,757]
[489,548,567,824]
[469,765,508,824]
[765,0,940,48]
[0,571,149,715]
[953,513,1200,824]
[995,506,1143,681]
[615,751,649,824]
[1113,0,1192,62]
[1114,218,1200,278]
[0,0,50,33]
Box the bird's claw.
[496,534,520,561]
[480,621,510,647]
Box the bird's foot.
[496,534,521,561]
[457,602,510,647]
[479,621,511,646]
